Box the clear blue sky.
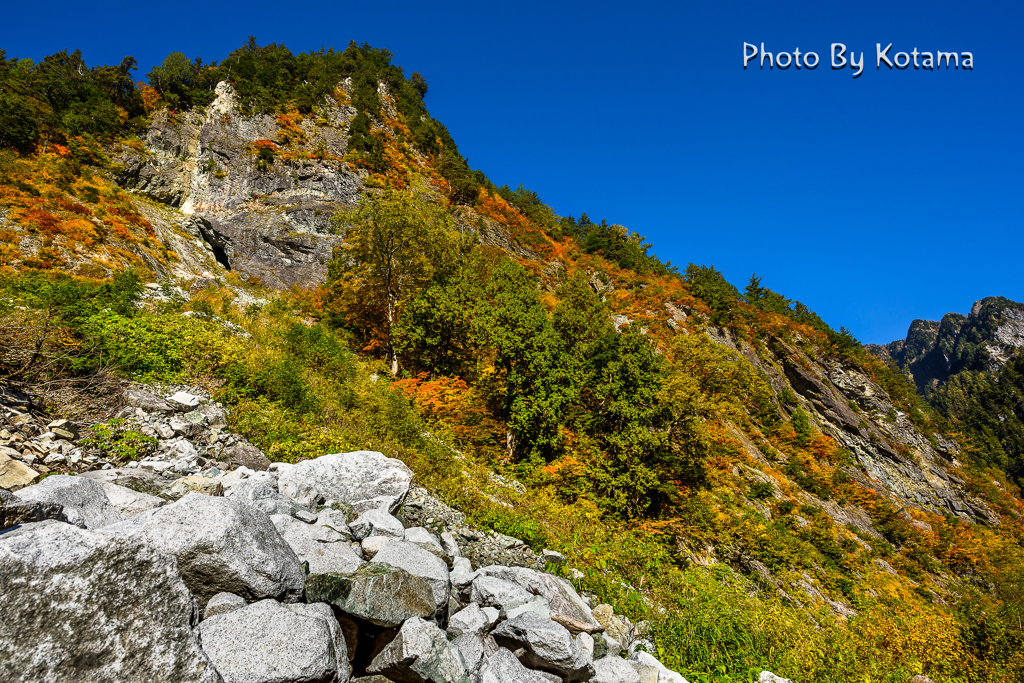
[3,0,1021,344]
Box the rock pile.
[1,419,692,683]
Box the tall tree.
[330,188,456,376]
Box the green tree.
[330,188,457,376]
[685,263,739,322]
[481,259,567,463]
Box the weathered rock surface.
[102,492,304,608]
[478,648,553,683]
[306,563,436,627]
[0,521,221,683]
[473,566,604,634]
[92,480,166,518]
[372,540,451,611]
[225,471,309,518]
[492,612,595,682]
[592,658,640,683]
[448,603,496,638]
[222,444,271,472]
[205,591,248,619]
[271,512,364,574]
[366,617,470,683]
[198,599,349,683]
[15,474,123,529]
[278,450,414,515]
[0,488,65,529]
[0,450,39,489]
[350,507,406,540]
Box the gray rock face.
[116,82,359,289]
[222,444,271,472]
[277,451,413,515]
[125,388,175,413]
[102,493,304,608]
[470,575,533,610]
[205,592,248,619]
[94,480,166,518]
[271,513,364,574]
[0,488,65,529]
[350,508,406,540]
[478,648,552,683]
[16,475,123,529]
[475,566,603,634]
[628,653,685,683]
[448,603,494,638]
[451,632,499,676]
[591,658,639,683]
[372,540,451,611]
[0,521,221,683]
[404,526,448,560]
[366,617,470,683]
[199,599,349,683]
[361,535,395,560]
[226,473,309,518]
[492,612,595,682]
[305,563,435,627]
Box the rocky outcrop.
[115,81,359,287]
[0,417,679,683]
[102,492,306,608]
[0,521,221,683]
[871,296,1024,394]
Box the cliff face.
[116,82,360,288]
[706,326,996,528]
[870,297,1024,395]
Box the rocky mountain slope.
[869,296,1024,395]
[1,384,718,683]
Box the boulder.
[505,595,551,621]
[168,391,202,411]
[475,566,603,634]
[591,606,630,647]
[447,603,495,638]
[317,508,354,537]
[491,612,594,682]
[225,472,309,518]
[350,508,406,540]
[165,475,223,500]
[0,451,39,490]
[277,450,413,515]
[470,576,532,611]
[0,488,65,529]
[404,526,447,560]
[478,648,553,683]
[102,493,304,608]
[199,599,349,683]
[205,592,247,619]
[758,674,792,683]
[200,404,230,429]
[451,632,499,676]
[362,534,396,560]
[16,475,123,529]
[440,531,461,558]
[628,653,685,683]
[0,521,221,683]
[93,480,166,518]
[372,540,451,611]
[576,633,595,660]
[222,444,270,472]
[592,658,640,683]
[125,388,175,413]
[306,564,435,627]
[47,418,80,440]
[366,617,470,683]
[541,550,566,565]
[271,513,364,574]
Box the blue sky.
[3,0,1021,343]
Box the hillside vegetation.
[2,40,1024,683]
